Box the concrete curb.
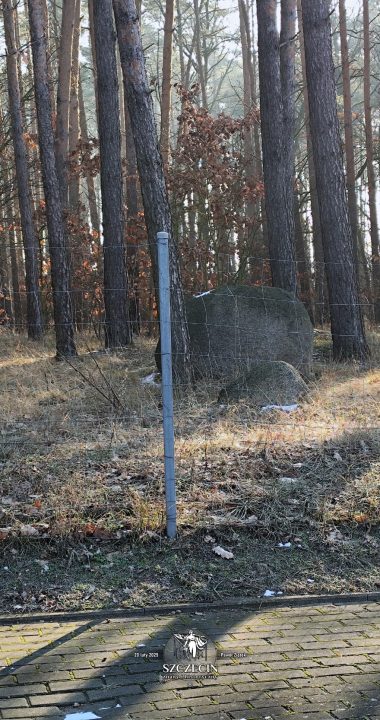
[0,590,379,625]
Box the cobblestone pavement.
[1,601,380,720]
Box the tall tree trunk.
[0,210,13,326]
[339,0,360,276]
[294,189,314,323]
[55,0,76,206]
[3,0,44,340]
[193,0,208,109]
[297,0,326,326]
[160,0,174,170]
[28,0,77,357]
[124,90,140,333]
[78,74,99,232]
[68,0,81,212]
[92,0,131,349]
[256,0,296,294]
[238,0,256,275]
[249,3,268,261]
[363,0,380,322]
[113,0,193,384]
[9,222,23,331]
[301,0,369,360]
[280,0,296,194]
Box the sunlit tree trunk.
[92,0,131,348]
[68,0,81,212]
[78,74,99,233]
[256,0,296,294]
[297,0,326,325]
[3,0,44,339]
[113,0,193,383]
[28,0,77,357]
[160,0,174,170]
[55,0,76,206]
[238,0,256,275]
[363,0,380,321]
[301,0,369,360]
[294,188,314,323]
[0,210,13,326]
[338,0,367,305]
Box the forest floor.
[0,328,379,614]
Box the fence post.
[157,231,176,539]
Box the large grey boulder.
[218,361,308,406]
[186,285,313,378]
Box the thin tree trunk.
[193,0,208,109]
[3,0,44,339]
[363,0,380,322]
[28,0,77,357]
[113,0,193,384]
[124,89,140,333]
[280,0,296,215]
[339,0,360,279]
[160,0,174,170]
[238,0,256,274]
[297,0,326,325]
[301,0,369,360]
[78,74,99,232]
[92,0,131,348]
[256,0,296,294]
[294,189,314,323]
[9,223,23,331]
[55,0,76,206]
[87,0,99,118]
[0,211,13,326]
[249,4,268,260]
[68,0,81,212]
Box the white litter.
[261,404,299,413]
[213,545,234,559]
[141,373,161,387]
[194,291,211,297]
[277,542,291,548]
[263,590,283,597]
[64,713,101,720]
[307,578,315,584]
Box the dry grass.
[0,327,379,611]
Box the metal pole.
[157,231,176,538]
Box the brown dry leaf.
[93,526,115,540]
[353,513,369,523]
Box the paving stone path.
[1,601,380,720]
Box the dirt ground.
[0,328,379,613]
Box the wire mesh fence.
[0,245,379,547]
